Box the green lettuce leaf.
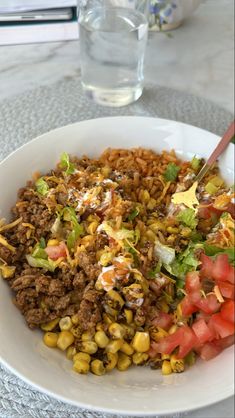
[191,156,201,171]
[35,178,49,196]
[128,207,140,221]
[164,163,180,182]
[177,208,198,229]
[165,243,200,282]
[26,255,57,272]
[204,244,235,265]
[60,152,75,175]
[62,207,84,250]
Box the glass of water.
[78,0,149,107]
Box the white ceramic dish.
[0,117,234,416]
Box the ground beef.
[73,271,87,289]
[76,282,103,331]
[76,251,101,280]
[11,275,36,291]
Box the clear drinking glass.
[78,0,149,107]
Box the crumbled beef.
[11,275,35,291]
[73,271,87,289]
[76,251,101,280]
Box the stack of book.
[0,0,79,45]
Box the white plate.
[0,117,234,416]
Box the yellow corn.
[145,229,157,242]
[73,352,91,363]
[162,360,172,375]
[47,239,59,246]
[120,342,134,356]
[105,352,118,371]
[41,318,60,332]
[170,355,185,373]
[87,214,99,223]
[166,226,179,234]
[43,332,58,348]
[132,332,150,352]
[108,323,125,339]
[103,313,113,326]
[80,341,98,355]
[70,326,82,339]
[57,331,74,351]
[107,289,125,308]
[132,352,148,365]
[87,221,99,235]
[96,322,104,331]
[168,325,178,335]
[150,328,168,342]
[73,360,90,374]
[81,331,93,341]
[122,324,135,339]
[124,309,133,324]
[59,316,72,331]
[161,354,170,360]
[180,227,192,237]
[94,331,109,348]
[91,359,106,376]
[66,346,77,360]
[141,190,150,204]
[117,353,132,371]
[71,314,79,325]
[159,301,170,313]
[106,339,123,354]
[147,198,157,210]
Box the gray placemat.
[0,77,234,418]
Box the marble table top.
[0,1,234,417]
[0,0,234,113]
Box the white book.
[0,21,79,45]
[0,1,77,13]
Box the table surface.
[0,1,234,417]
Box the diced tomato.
[148,341,159,359]
[227,265,235,284]
[155,327,185,355]
[45,242,67,260]
[151,312,173,331]
[181,295,198,316]
[192,318,215,344]
[215,334,235,350]
[218,282,234,300]
[199,342,222,361]
[177,326,197,359]
[185,271,201,293]
[192,293,221,314]
[212,254,230,282]
[221,300,235,323]
[208,313,235,338]
[200,254,214,279]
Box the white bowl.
[0,117,234,416]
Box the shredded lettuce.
[148,260,162,278]
[32,245,48,259]
[101,221,135,242]
[39,237,46,249]
[26,255,58,272]
[177,208,198,229]
[61,206,83,250]
[203,244,235,265]
[128,208,140,221]
[35,178,49,196]
[60,152,75,175]
[164,163,180,182]
[154,241,175,265]
[191,156,201,171]
[165,243,200,281]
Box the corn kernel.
[43,332,58,348]
[71,314,79,325]
[120,342,134,356]
[94,331,109,348]
[159,301,170,313]
[91,359,106,376]
[162,360,172,375]
[99,252,113,267]
[73,359,90,374]
[66,346,77,360]
[81,331,93,341]
[105,352,118,371]
[132,332,150,353]
[122,324,136,339]
[124,309,133,324]
[106,339,123,354]
[70,326,82,339]
[170,355,184,373]
[41,318,60,332]
[117,353,132,371]
[132,352,149,365]
[150,328,168,342]
[108,323,125,339]
[166,226,179,234]
[161,354,170,360]
[103,313,113,326]
[107,289,125,308]
[73,352,91,363]
[168,325,178,335]
[80,341,98,354]
[180,227,192,237]
[57,331,74,351]
[47,239,59,246]
[59,316,72,331]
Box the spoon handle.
[195,120,235,184]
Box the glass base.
[81,82,143,107]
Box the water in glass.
[79,6,148,106]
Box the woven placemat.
[0,78,234,418]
